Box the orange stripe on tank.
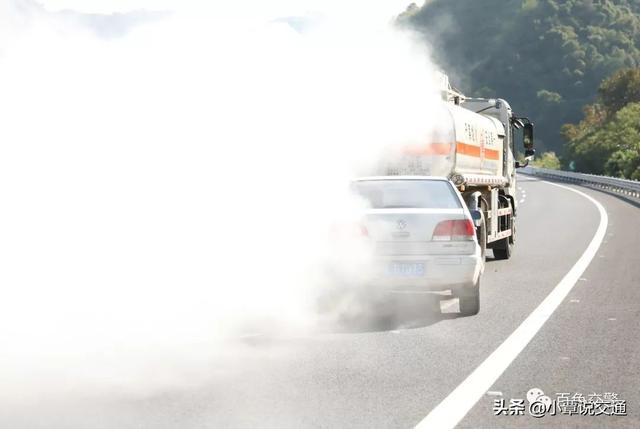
[456,142,500,160]
[402,143,452,156]
[483,148,500,160]
[456,142,481,157]
[401,142,500,160]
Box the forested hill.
[399,0,640,154]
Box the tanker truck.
[383,73,535,260]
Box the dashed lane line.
[414,181,608,429]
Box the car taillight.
[432,219,475,241]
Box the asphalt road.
[4,174,639,428]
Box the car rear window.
[352,180,461,209]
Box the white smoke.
[0,0,442,401]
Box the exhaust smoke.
[0,0,445,411]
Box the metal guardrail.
[519,166,640,198]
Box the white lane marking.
[519,199,525,204]
[486,391,502,396]
[415,181,608,429]
[569,299,580,303]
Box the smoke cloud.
[0,0,443,405]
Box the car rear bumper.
[366,252,482,292]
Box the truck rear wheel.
[493,212,513,260]
[493,238,512,259]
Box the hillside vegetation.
[400,0,640,168]
[562,68,640,179]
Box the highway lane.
[3,174,637,428]
[458,177,640,428]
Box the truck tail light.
[432,219,475,241]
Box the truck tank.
[383,102,506,182]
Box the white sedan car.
[349,176,483,315]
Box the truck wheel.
[493,238,512,259]
[459,279,480,316]
[493,214,513,260]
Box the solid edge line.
[414,181,608,429]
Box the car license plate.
[387,261,425,277]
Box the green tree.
[532,151,561,169]
[598,68,640,115]
[399,0,640,154]
[564,101,640,178]
[537,90,563,104]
